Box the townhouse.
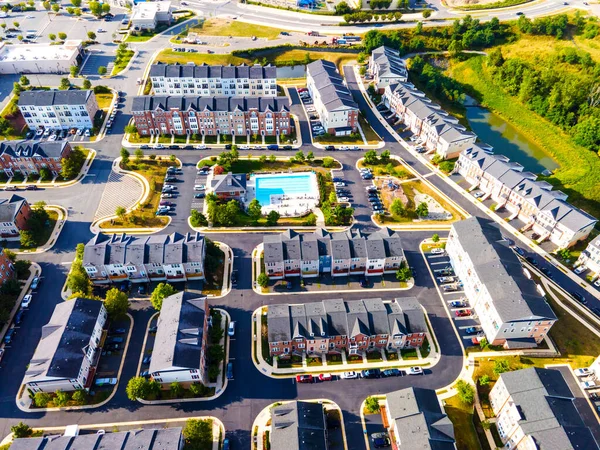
[0,248,15,286]
[270,401,327,450]
[306,60,359,136]
[83,232,205,285]
[267,297,428,358]
[131,96,292,137]
[0,139,73,177]
[0,194,31,240]
[23,298,107,393]
[149,292,209,385]
[384,388,456,449]
[149,62,278,97]
[368,46,408,92]
[457,146,598,248]
[18,90,99,131]
[131,0,172,31]
[490,367,599,449]
[383,82,476,159]
[209,172,247,201]
[576,235,600,280]
[446,217,557,348]
[263,227,405,280]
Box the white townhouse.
[447,218,557,348]
[576,236,600,280]
[306,60,359,136]
[150,63,278,97]
[18,90,99,131]
[368,46,408,92]
[457,146,598,248]
[383,82,476,159]
[23,298,107,393]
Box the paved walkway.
[94,165,144,221]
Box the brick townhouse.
[0,140,73,177]
[0,194,31,240]
[0,249,15,286]
[131,96,292,137]
[267,297,428,358]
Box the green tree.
[71,389,87,405]
[380,149,390,163]
[59,78,70,90]
[335,1,352,15]
[115,206,126,221]
[89,0,101,16]
[20,230,36,248]
[69,65,78,77]
[170,381,183,398]
[248,199,262,223]
[190,210,208,227]
[58,32,67,41]
[391,199,405,217]
[364,396,380,413]
[43,1,50,10]
[479,374,490,386]
[363,149,378,165]
[67,261,92,295]
[183,419,213,450]
[415,202,429,218]
[87,31,96,41]
[269,154,277,163]
[60,147,86,179]
[66,6,74,14]
[54,390,70,407]
[395,262,412,282]
[71,0,82,6]
[150,282,176,310]
[266,210,280,226]
[19,75,29,86]
[294,150,305,162]
[432,233,440,243]
[101,2,110,14]
[17,35,23,42]
[126,377,149,401]
[82,79,91,90]
[259,155,267,163]
[169,154,176,162]
[456,380,475,404]
[124,124,137,134]
[306,151,314,163]
[39,168,51,181]
[13,82,22,95]
[134,148,144,162]
[52,3,60,12]
[322,157,334,168]
[13,22,19,29]
[493,359,511,376]
[422,9,431,18]
[329,191,338,204]
[257,272,269,288]
[104,288,130,319]
[120,148,130,166]
[33,392,51,408]
[98,66,107,75]
[75,8,81,16]
[11,422,32,438]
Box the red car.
[296,375,313,383]
[318,373,333,381]
[455,309,472,317]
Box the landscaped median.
[251,305,439,378]
[15,204,67,254]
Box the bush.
[322,157,334,168]
[493,359,511,376]
[72,389,87,405]
[54,390,70,407]
[11,422,32,438]
[33,392,51,408]
[364,396,380,413]
[126,376,150,401]
[190,209,208,227]
[150,282,176,311]
[257,272,269,288]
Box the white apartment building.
[447,218,557,348]
[383,82,476,159]
[23,298,107,393]
[368,46,408,92]
[576,236,600,280]
[149,63,278,97]
[457,146,598,248]
[306,60,359,136]
[0,40,83,74]
[490,368,599,450]
[18,90,99,131]
[131,0,172,31]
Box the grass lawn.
[186,18,285,40]
[127,12,194,42]
[444,395,484,450]
[400,348,418,360]
[307,357,323,367]
[314,132,365,145]
[199,156,341,174]
[99,159,175,229]
[358,114,381,143]
[326,354,344,365]
[96,93,113,111]
[358,158,411,178]
[449,55,600,219]
[111,50,135,76]
[366,351,382,362]
[453,0,532,10]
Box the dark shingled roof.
[18,89,93,107]
[132,96,290,113]
[149,62,276,79]
[0,139,71,159]
[271,401,327,450]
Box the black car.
[149,326,158,333]
[332,177,343,182]
[184,145,194,150]
[371,433,391,449]
[4,328,15,344]
[283,145,293,150]
[140,145,150,150]
[194,193,205,198]
[138,284,146,295]
[540,267,553,279]
[514,246,525,256]
[325,145,335,151]
[360,277,370,288]
[525,256,538,266]
[169,144,179,149]
[572,291,587,304]
[592,307,600,317]
[111,328,127,335]
[231,270,238,286]
[267,144,279,150]
[361,369,381,379]
[14,310,24,325]
[165,176,177,182]
[224,144,232,150]
[226,362,233,380]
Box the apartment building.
[131,1,172,31]
[263,227,405,280]
[446,217,557,348]
[306,60,359,136]
[384,388,456,449]
[83,232,205,285]
[383,82,476,159]
[0,249,15,286]
[0,139,73,177]
[490,368,599,449]
[209,172,247,201]
[149,62,277,97]
[149,292,209,385]
[0,194,31,240]
[131,96,291,137]
[270,401,327,450]
[267,297,428,358]
[457,146,598,248]
[368,46,408,92]
[23,298,107,393]
[18,90,99,131]
[576,235,600,280]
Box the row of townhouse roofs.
[82,232,206,285]
[368,45,408,92]
[447,217,557,348]
[0,194,32,240]
[131,95,293,137]
[306,60,359,136]
[0,139,73,177]
[23,292,210,394]
[149,62,278,97]
[263,227,405,280]
[267,297,428,358]
[457,146,597,249]
[18,89,99,131]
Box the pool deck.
[248,171,319,217]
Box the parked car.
[14,310,24,325]
[464,327,480,335]
[574,265,587,275]
[361,369,381,379]
[540,267,553,279]
[318,373,333,381]
[226,362,234,380]
[407,367,423,375]
[443,284,458,292]
[581,380,598,390]
[223,438,230,450]
[111,328,127,335]
[514,246,525,256]
[4,328,15,344]
[371,432,391,449]
[194,193,206,199]
[21,294,33,308]
[431,248,445,255]
[340,371,359,379]
[572,291,587,304]
[228,321,235,337]
[450,300,466,308]
[194,184,206,191]
[30,276,40,290]
[575,368,592,377]
[231,270,238,286]
[142,355,152,364]
[296,375,313,383]
[455,309,472,317]
[525,256,538,266]
[95,378,117,386]
[161,193,173,198]
[381,369,401,377]
[107,337,124,344]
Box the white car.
[48,134,57,141]
[162,184,175,191]
[574,266,587,275]
[334,182,345,187]
[238,145,250,150]
[194,185,206,191]
[339,146,349,151]
[431,248,445,255]
[575,368,592,377]
[338,197,349,202]
[161,192,173,198]
[154,144,165,149]
[581,380,598,390]
[595,280,600,288]
[31,276,40,290]
[195,144,206,150]
[75,128,82,136]
[97,28,106,33]
[408,367,423,375]
[228,321,235,337]
[340,371,359,379]
[21,294,33,308]
[84,129,90,137]
[473,191,485,199]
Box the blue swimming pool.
[253,173,318,206]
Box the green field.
[185,18,286,40]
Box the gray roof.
[150,62,277,80]
[10,427,183,450]
[18,89,93,107]
[268,303,293,342]
[132,96,290,113]
[149,292,207,374]
[371,46,407,79]
[386,387,455,449]
[271,401,327,450]
[0,194,27,223]
[210,172,247,194]
[0,139,71,159]
[386,297,427,336]
[306,60,358,113]
[24,298,104,384]
[451,217,557,323]
[498,368,599,450]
